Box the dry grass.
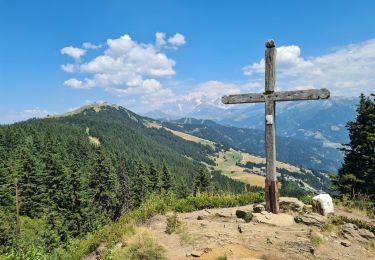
[143,120,163,129]
[167,128,216,148]
[231,173,265,187]
[88,136,100,146]
[241,152,300,173]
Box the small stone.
[341,240,351,247]
[279,197,305,212]
[267,237,273,244]
[253,204,265,213]
[330,232,337,238]
[235,209,248,219]
[294,213,326,227]
[191,250,203,257]
[186,252,191,257]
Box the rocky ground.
[141,201,375,260]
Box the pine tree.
[148,161,162,193]
[88,147,120,221]
[130,160,150,207]
[161,162,175,193]
[193,166,212,196]
[335,93,375,198]
[118,163,131,212]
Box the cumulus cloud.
[63,78,94,89]
[61,33,186,96]
[243,39,375,96]
[168,33,186,46]
[61,32,189,110]
[61,46,86,60]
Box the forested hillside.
[163,118,342,172]
[0,104,252,257]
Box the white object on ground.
[313,194,334,216]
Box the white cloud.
[82,42,102,49]
[155,32,166,46]
[168,33,186,46]
[243,39,375,96]
[63,78,94,89]
[61,46,86,60]
[61,64,78,72]
[61,33,185,104]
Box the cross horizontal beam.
[221,88,330,104]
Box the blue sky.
[1,0,375,123]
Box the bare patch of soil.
[142,205,375,260]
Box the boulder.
[342,223,375,241]
[358,228,375,240]
[279,197,305,212]
[253,212,294,226]
[312,194,334,216]
[294,213,326,227]
[253,204,265,213]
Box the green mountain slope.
[163,118,342,172]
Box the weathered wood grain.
[265,39,276,93]
[221,93,264,104]
[270,88,330,101]
[221,88,330,104]
[265,97,277,182]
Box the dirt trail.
[143,205,375,260]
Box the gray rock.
[294,213,326,227]
[253,204,265,213]
[342,223,375,241]
[358,228,375,240]
[341,240,351,247]
[280,197,305,212]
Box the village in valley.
[0,1,374,260]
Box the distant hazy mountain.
[147,96,358,150]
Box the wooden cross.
[221,40,330,213]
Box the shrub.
[165,213,179,234]
[122,232,166,260]
[310,233,323,247]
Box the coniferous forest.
[0,105,253,257]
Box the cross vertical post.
[264,40,279,213]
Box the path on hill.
[142,205,375,260]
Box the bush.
[122,232,166,260]
[165,213,179,234]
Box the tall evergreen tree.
[148,161,162,193]
[335,93,375,198]
[130,160,150,208]
[88,147,120,221]
[118,163,132,212]
[193,166,212,196]
[161,162,175,193]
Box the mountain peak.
[48,102,120,118]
